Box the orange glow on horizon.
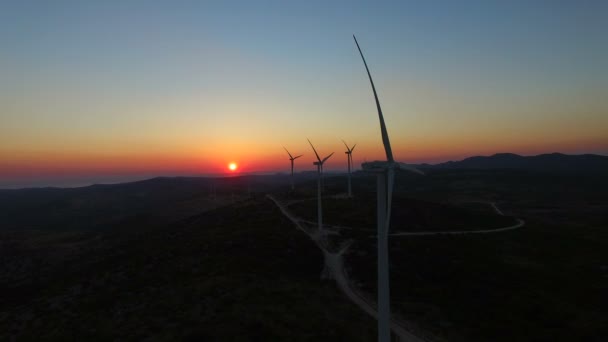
[1,137,607,182]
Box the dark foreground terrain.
[0,194,375,340]
[1,169,607,341]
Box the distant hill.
[416,153,608,174]
[0,175,291,231]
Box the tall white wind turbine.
[283,147,303,191]
[354,35,423,342]
[307,139,334,232]
[342,140,357,197]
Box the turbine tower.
[354,35,423,342]
[307,139,334,232]
[283,147,303,191]
[342,140,356,197]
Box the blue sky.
[1,0,607,187]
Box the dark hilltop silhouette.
[415,152,608,174]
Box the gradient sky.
[1,1,607,187]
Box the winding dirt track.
[268,195,527,341]
[267,195,429,342]
[390,201,525,236]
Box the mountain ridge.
[414,152,608,174]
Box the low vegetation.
[0,198,376,340]
[1,170,606,341]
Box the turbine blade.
[353,35,394,163]
[341,139,350,151]
[294,155,303,159]
[397,162,425,175]
[322,152,335,163]
[350,143,356,152]
[283,146,293,159]
[307,139,322,162]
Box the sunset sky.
[1,1,607,187]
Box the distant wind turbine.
[354,35,423,342]
[307,139,334,232]
[342,140,357,197]
[283,147,303,191]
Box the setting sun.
[228,162,238,171]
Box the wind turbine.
[342,140,356,197]
[307,139,334,232]
[283,147,303,191]
[354,35,423,342]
